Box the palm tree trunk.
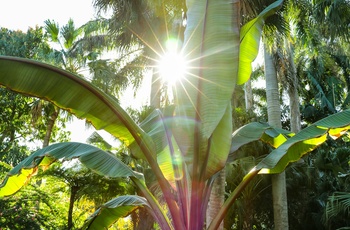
[286,42,300,133]
[68,185,79,230]
[245,78,253,111]
[264,46,289,230]
[37,106,59,188]
[43,107,59,148]
[265,49,281,127]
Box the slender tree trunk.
[206,170,225,229]
[43,107,59,148]
[245,78,253,111]
[264,46,289,230]
[68,185,78,230]
[37,106,59,189]
[265,49,281,127]
[286,42,301,133]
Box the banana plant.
[2,0,349,229]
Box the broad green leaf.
[131,108,184,190]
[178,0,238,137]
[0,56,154,159]
[128,108,188,228]
[258,109,350,174]
[0,142,142,197]
[204,102,232,179]
[230,121,292,155]
[82,195,150,230]
[175,0,239,181]
[157,143,184,190]
[130,109,168,158]
[237,0,284,85]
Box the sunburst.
[157,38,187,87]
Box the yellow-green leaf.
[82,195,149,230]
[0,142,142,197]
[258,109,350,174]
[238,0,284,85]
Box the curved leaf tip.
[0,142,143,197]
[82,195,149,230]
[258,109,350,174]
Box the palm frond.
[325,192,350,223]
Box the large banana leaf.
[0,56,154,159]
[130,109,180,189]
[256,109,350,173]
[174,0,286,182]
[230,121,292,154]
[0,142,142,197]
[0,56,178,228]
[174,0,238,181]
[179,0,238,136]
[237,0,284,85]
[209,110,350,230]
[229,110,350,173]
[82,195,150,230]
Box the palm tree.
[249,1,290,228]
[264,43,289,229]
[38,18,113,147]
[267,1,350,228]
[292,0,350,123]
[93,0,185,108]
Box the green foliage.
[42,162,134,229]
[0,184,67,229]
[1,1,350,230]
[225,157,273,229]
[0,89,34,164]
[285,142,350,229]
[0,27,51,60]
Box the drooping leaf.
[257,109,350,174]
[82,195,150,230]
[0,56,154,159]
[307,72,336,113]
[0,142,142,197]
[230,121,292,156]
[237,0,284,85]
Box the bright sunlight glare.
[158,39,187,86]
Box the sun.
[157,39,187,86]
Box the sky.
[1,0,97,31]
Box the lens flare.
[158,39,187,86]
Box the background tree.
[93,0,186,108]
